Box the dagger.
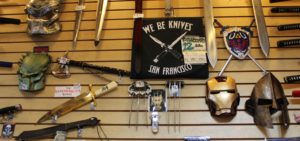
[37,81,118,123]
[94,0,108,47]
[252,0,270,57]
[73,0,85,48]
[204,0,217,68]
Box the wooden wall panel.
[0,0,300,141]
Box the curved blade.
[38,81,118,123]
[204,0,217,68]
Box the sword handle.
[271,7,300,13]
[0,17,21,24]
[0,61,13,68]
[277,39,300,47]
[168,49,183,60]
[278,23,300,31]
[69,60,131,76]
[95,81,118,97]
[284,75,300,83]
[270,0,290,3]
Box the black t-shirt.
[131,17,208,79]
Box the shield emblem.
[223,27,251,59]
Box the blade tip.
[94,40,100,46]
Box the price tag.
[55,84,81,97]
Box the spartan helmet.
[25,0,63,35]
[206,76,240,116]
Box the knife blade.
[252,0,270,57]
[37,81,118,123]
[204,0,217,68]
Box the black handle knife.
[271,7,300,13]
[278,23,300,31]
[16,117,100,141]
[277,39,300,47]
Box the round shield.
[223,27,251,59]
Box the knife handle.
[284,75,300,83]
[271,7,300,13]
[278,23,300,31]
[277,39,300,47]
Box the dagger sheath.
[38,81,118,123]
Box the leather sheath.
[133,0,143,74]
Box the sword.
[94,0,108,47]
[252,0,270,57]
[73,0,85,48]
[37,81,118,123]
[204,0,217,68]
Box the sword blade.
[95,0,109,46]
[252,0,270,57]
[204,0,217,68]
[73,0,85,48]
[37,81,118,123]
